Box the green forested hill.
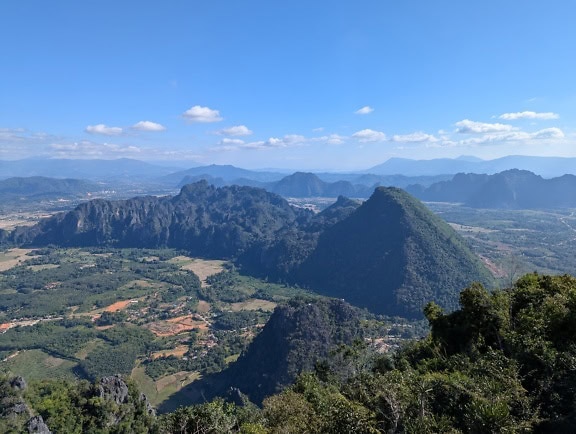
[161,297,373,409]
[294,187,494,317]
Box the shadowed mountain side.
[157,298,366,412]
[295,187,493,318]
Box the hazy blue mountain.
[268,172,372,198]
[0,176,101,202]
[407,169,576,209]
[160,164,285,185]
[368,155,576,177]
[0,158,182,181]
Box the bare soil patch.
[151,345,189,360]
[146,315,208,337]
[104,300,133,312]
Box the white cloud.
[352,129,386,143]
[355,106,374,115]
[132,121,166,132]
[392,132,438,143]
[216,125,253,136]
[50,141,141,157]
[239,135,306,150]
[314,134,346,145]
[499,111,559,120]
[312,127,324,132]
[85,124,123,136]
[182,105,223,123]
[455,119,515,134]
[531,127,565,139]
[457,127,566,146]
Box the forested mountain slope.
[293,187,493,317]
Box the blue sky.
[1,1,575,170]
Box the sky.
[1,0,576,171]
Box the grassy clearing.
[197,300,211,313]
[0,248,36,271]
[131,365,200,407]
[171,256,226,285]
[230,299,277,312]
[27,264,60,272]
[2,349,77,381]
[75,339,105,360]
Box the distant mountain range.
[3,155,575,189]
[3,181,492,318]
[407,169,576,209]
[175,171,451,198]
[368,155,576,178]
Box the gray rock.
[10,376,27,391]
[11,401,30,415]
[140,392,156,416]
[27,415,52,434]
[98,375,129,405]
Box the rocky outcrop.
[10,376,27,391]
[98,375,129,405]
[27,415,52,434]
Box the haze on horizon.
[1,1,575,171]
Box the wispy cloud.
[313,134,346,145]
[352,129,386,142]
[355,106,374,115]
[499,111,559,120]
[50,141,141,157]
[132,121,166,132]
[85,124,123,136]
[457,128,565,146]
[183,105,223,123]
[216,125,253,136]
[391,132,438,143]
[455,119,515,134]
